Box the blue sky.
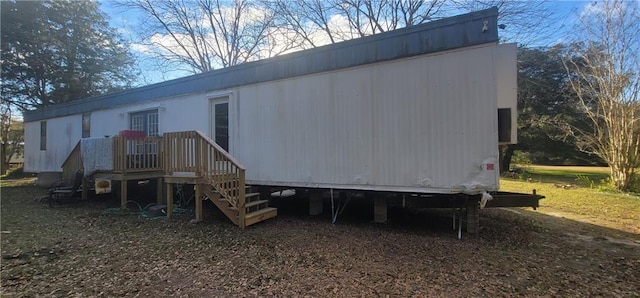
[99,0,593,86]
[538,1,593,45]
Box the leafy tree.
[1,0,135,110]
[0,102,23,175]
[501,45,603,172]
[563,0,640,191]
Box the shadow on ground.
[2,182,638,297]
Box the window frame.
[128,109,159,136]
[128,109,159,155]
[498,108,512,143]
[40,121,47,151]
[214,102,229,151]
[82,113,91,138]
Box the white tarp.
[81,138,113,176]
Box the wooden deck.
[61,131,277,228]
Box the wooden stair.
[245,206,278,227]
[161,131,278,228]
[201,184,277,227]
[63,130,278,228]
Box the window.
[131,114,144,132]
[129,109,159,155]
[214,102,229,151]
[82,113,91,138]
[498,108,512,143]
[129,109,159,136]
[148,112,159,137]
[40,121,47,150]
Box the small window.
[40,121,47,150]
[82,113,91,138]
[498,108,512,143]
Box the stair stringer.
[201,184,239,225]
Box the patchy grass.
[528,165,610,173]
[516,165,610,187]
[0,168,35,182]
[0,168,36,187]
[0,177,36,188]
[1,177,639,296]
[501,165,640,235]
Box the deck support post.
[238,170,247,229]
[82,176,89,200]
[120,180,128,209]
[166,183,174,219]
[374,196,387,223]
[194,184,203,222]
[156,177,164,204]
[466,198,480,234]
[309,192,323,216]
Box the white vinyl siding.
[23,43,514,194]
[234,43,503,193]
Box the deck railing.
[62,131,246,225]
[61,141,82,180]
[164,131,247,226]
[112,136,163,173]
[162,131,199,173]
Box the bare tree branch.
[121,0,287,72]
[450,0,560,46]
[272,0,444,48]
[563,0,640,190]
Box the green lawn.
[515,165,610,186]
[500,165,640,234]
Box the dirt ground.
[1,181,639,297]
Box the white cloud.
[126,1,367,73]
[580,2,604,18]
[130,43,154,55]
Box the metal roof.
[24,7,498,122]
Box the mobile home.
[23,8,540,231]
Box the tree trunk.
[611,162,633,191]
[501,145,516,173]
[1,142,9,175]
[1,162,8,175]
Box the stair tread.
[246,192,260,198]
[225,199,269,210]
[245,199,269,208]
[218,198,237,205]
[245,207,277,219]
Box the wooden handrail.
[164,130,247,227]
[113,136,163,173]
[193,131,246,170]
[61,141,82,180]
